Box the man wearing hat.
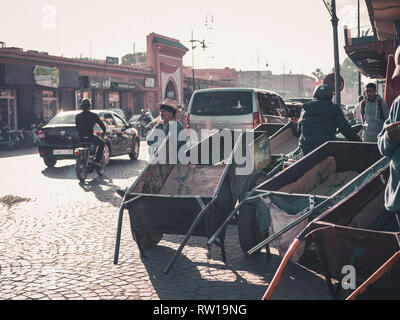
[146,99,185,158]
[378,46,400,218]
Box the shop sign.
[111,82,136,90]
[106,56,119,64]
[34,65,59,88]
[89,77,111,89]
[0,89,10,97]
[145,78,155,88]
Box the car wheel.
[129,138,140,160]
[44,156,57,168]
[103,143,110,165]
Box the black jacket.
[75,110,106,137]
[297,100,360,154]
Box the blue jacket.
[297,99,360,155]
[377,95,400,212]
[147,120,185,151]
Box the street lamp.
[189,30,206,95]
[323,0,341,106]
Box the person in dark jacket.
[297,84,360,155]
[377,45,400,215]
[75,98,106,166]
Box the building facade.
[0,33,188,129]
[146,33,188,114]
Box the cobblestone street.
[0,143,331,300]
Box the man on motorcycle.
[138,108,153,138]
[75,98,106,167]
[139,108,153,123]
[297,84,360,155]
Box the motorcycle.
[0,125,24,150]
[74,137,105,182]
[22,124,41,147]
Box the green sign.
[34,65,59,88]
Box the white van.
[186,88,289,138]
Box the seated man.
[297,84,360,155]
[75,98,106,167]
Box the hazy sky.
[1,0,371,77]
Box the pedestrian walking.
[355,83,389,142]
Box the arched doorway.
[165,79,177,101]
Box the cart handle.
[262,238,301,300]
[346,251,400,300]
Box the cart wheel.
[239,170,270,203]
[133,231,163,248]
[238,202,261,254]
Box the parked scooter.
[0,125,24,150]
[22,124,40,147]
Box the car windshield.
[191,91,253,116]
[129,115,140,122]
[47,112,78,125]
[107,108,125,119]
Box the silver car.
[186,88,289,139]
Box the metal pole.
[191,30,196,95]
[358,0,362,96]
[331,0,341,106]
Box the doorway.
[0,90,17,129]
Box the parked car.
[106,108,126,121]
[37,110,140,168]
[186,88,290,139]
[128,114,141,131]
[284,98,313,122]
[342,104,356,125]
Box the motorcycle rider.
[138,108,153,137]
[75,98,106,167]
[297,84,360,155]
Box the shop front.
[0,63,80,128]
[78,76,150,118]
[0,89,17,129]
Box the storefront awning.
[344,39,392,79]
[0,63,34,85]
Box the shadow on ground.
[41,158,147,180]
[136,229,331,300]
[0,146,38,158]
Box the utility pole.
[324,0,341,105]
[332,0,341,105]
[189,30,206,96]
[257,54,260,88]
[357,0,362,96]
[191,30,195,94]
